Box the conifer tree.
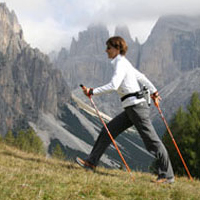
[15,130,28,151]
[4,130,15,145]
[26,128,45,155]
[162,92,200,178]
[52,143,65,160]
[11,128,45,155]
[186,92,200,177]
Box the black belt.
[121,91,144,102]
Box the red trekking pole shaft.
[80,85,134,181]
[156,104,193,180]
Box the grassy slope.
[0,143,200,200]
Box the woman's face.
[106,45,120,59]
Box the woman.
[76,36,174,183]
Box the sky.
[3,0,200,54]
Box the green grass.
[0,143,200,200]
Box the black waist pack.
[121,91,144,102]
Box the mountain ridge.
[0,3,71,135]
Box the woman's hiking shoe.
[153,177,175,184]
[76,157,96,171]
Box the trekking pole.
[80,84,134,181]
[155,103,193,180]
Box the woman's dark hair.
[106,36,128,55]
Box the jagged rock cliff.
[59,24,111,90]
[114,25,141,68]
[140,15,200,89]
[137,15,200,133]
[0,3,70,135]
[70,24,110,56]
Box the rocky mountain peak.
[0,3,26,60]
[115,25,133,42]
[114,24,141,68]
[0,3,22,33]
[160,15,200,30]
[57,47,69,62]
[0,3,71,135]
[69,24,109,56]
[140,15,200,89]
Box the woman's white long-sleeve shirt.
[93,54,157,108]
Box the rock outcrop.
[0,3,70,135]
[57,24,112,92]
[114,25,141,68]
[139,15,200,89]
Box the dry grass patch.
[0,143,200,200]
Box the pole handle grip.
[80,84,86,90]
[80,84,84,88]
[80,84,91,98]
